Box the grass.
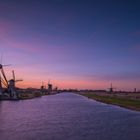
[80,93,140,111]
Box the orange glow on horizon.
[16,79,110,90]
[2,64,140,91]
[16,78,140,91]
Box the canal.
[0,92,140,140]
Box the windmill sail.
[1,68,8,87]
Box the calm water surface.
[0,92,140,140]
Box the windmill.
[108,83,115,93]
[48,80,52,94]
[54,86,58,92]
[12,70,23,82]
[40,81,45,94]
[41,81,48,94]
[53,82,58,92]
[8,70,23,99]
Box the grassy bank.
[80,93,140,111]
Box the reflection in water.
[0,93,140,140]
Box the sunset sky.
[0,0,140,90]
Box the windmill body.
[8,79,17,99]
[8,70,23,99]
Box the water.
[0,92,140,140]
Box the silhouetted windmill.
[108,83,115,93]
[48,80,52,94]
[12,70,23,82]
[41,81,47,94]
[8,70,23,98]
[40,81,44,93]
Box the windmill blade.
[1,79,8,88]
[1,68,8,86]
[15,79,23,82]
[0,69,7,88]
[12,70,15,81]
[3,64,11,67]
[0,54,11,67]
[1,77,8,88]
[0,64,11,69]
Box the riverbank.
[79,92,140,111]
[0,89,60,101]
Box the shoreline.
[78,92,140,112]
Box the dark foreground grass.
[80,93,140,111]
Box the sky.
[0,0,140,91]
